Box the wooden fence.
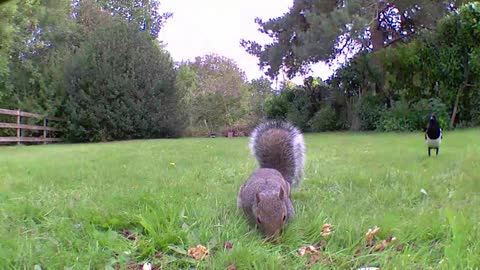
[0,108,65,145]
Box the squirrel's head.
[253,187,288,240]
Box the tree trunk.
[370,23,384,52]
[346,97,361,131]
[369,7,386,98]
[450,54,470,128]
[449,88,461,128]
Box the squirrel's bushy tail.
[249,120,305,186]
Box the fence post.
[16,109,21,145]
[43,118,48,145]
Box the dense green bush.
[356,94,385,131]
[411,98,449,130]
[64,17,182,142]
[286,93,311,130]
[265,89,291,119]
[309,105,338,132]
[468,89,480,126]
[377,100,414,132]
[377,98,449,132]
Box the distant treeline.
[1,1,479,142]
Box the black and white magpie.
[425,114,443,156]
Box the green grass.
[1,130,479,269]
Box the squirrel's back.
[249,120,305,186]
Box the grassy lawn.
[0,129,479,269]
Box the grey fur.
[249,120,305,186]
[237,168,294,238]
[237,120,305,240]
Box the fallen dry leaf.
[322,231,333,237]
[354,247,365,258]
[395,244,406,252]
[297,245,319,256]
[188,244,209,260]
[304,253,321,268]
[366,239,376,248]
[365,226,380,243]
[223,241,233,250]
[226,263,237,270]
[126,262,139,270]
[321,223,333,237]
[374,235,396,252]
[121,230,137,241]
[316,239,327,250]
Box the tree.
[264,80,327,131]
[174,55,271,136]
[73,0,172,39]
[64,11,180,142]
[436,2,480,127]
[243,77,273,122]
[376,2,480,127]
[175,64,199,128]
[241,0,474,80]
[183,54,248,131]
[1,0,75,114]
[0,2,16,105]
[189,54,246,97]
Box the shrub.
[378,98,449,132]
[309,105,338,132]
[377,100,415,131]
[64,17,182,142]
[286,93,311,131]
[356,94,385,131]
[264,93,289,120]
[411,98,449,130]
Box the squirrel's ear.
[255,192,261,203]
[279,187,285,200]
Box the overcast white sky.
[157,0,334,84]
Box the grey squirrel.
[237,120,305,240]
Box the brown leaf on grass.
[322,224,331,230]
[305,253,320,268]
[365,226,380,242]
[374,235,396,252]
[121,230,137,241]
[126,262,139,270]
[155,251,163,259]
[321,223,333,237]
[354,247,365,258]
[188,244,209,261]
[223,241,233,250]
[297,245,319,256]
[322,231,333,237]
[395,244,406,252]
[226,263,237,270]
[366,239,376,248]
[297,237,331,268]
[315,239,327,251]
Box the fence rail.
[0,108,65,145]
